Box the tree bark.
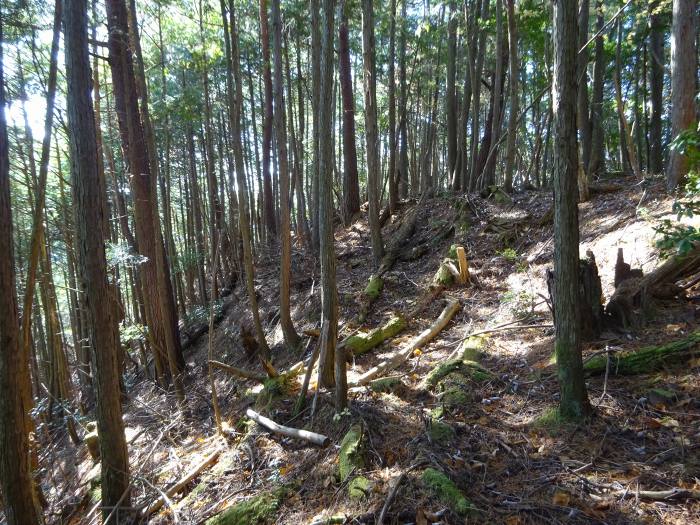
[446,0,458,188]
[65,0,131,517]
[588,0,606,178]
[318,0,340,394]
[504,0,519,193]
[260,0,278,239]
[648,1,665,176]
[271,0,301,349]
[667,0,697,189]
[0,9,42,524]
[338,1,361,224]
[551,0,591,420]
[363,0,385,265]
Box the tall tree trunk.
[648,1,665,175]
[576,0,591,177]
[339,0,361,224]
[311,0,322,252]
[318,0,340,392]
[504,0,519,193]
[221,0,272,361]
[260,0,278,240]
[388,0,398,211]
[271,0,301,349]
[0,9,42,524]
[65,0,131,517]
[468,0,489,190]
[551,0,590,420]
[397,0,409,198]
[588,0,606,178]
[363,0,385,265]
[668,0,697,189]
[106,0,184,402]
[446,0,458,188]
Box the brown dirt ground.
[45,175,700,525]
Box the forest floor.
[48,175,700,525]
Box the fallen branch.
[245,408,330,447]
[350,299,461,387]
[209,361,267,383]
[294,335,322,416]
[143,447,222,517]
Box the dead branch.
[245,408,330,447]
[208,361,267,383]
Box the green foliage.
[500,290,535,320]
[498,247,518,262]
[119,322,146,347]
[655,129,700,257]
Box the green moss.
[85,431,100,460]
[421,468,472,516]
[364,275,383,300]
[532,407,579,435]
[348,476,372,499]
[460,335,487,361]
[205,489,286,525]
[369,376,402,393]
[338,425,365,482]
[427,421,455,445]
[345,316,406,356]
[447,244,459,261]
[433,263,454,286]
[425,359,493,387]
[584,331,700,376]
[89,478,101,505]
[441,387,470,408]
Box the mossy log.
[205,488,286,525]
[421,468,472,516]
[344,315,406,357]
[584,331,700,376]
[358,275,384,323]
[349,299,461,386]
[339,425,370,499]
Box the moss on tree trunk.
[345,315,405,356]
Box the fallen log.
[584,331,700,376]
[349,299,461,387]
[343,315,406,358]
[209,360,267,383]
[144,446,222,517]
[245,408,330,447]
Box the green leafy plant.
[498,247,518,262]
[655,129,700,257]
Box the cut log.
[349,299,461,387]
[584,331,700,375]
[456,246,469,284]
[144,447,222,516]
[589,181,623,194]
[606,245,700,329]
[245,408,330,447]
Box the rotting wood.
[245,408,330,447]
[143,447,222,517]
[456,246,469,284]
[349,299,461,387]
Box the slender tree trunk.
[0,10,42,524]
[397,0,409,198]
[311,0,322,253]
[271,0,301,349]
[446,0,458,188]
[468,0,489,190]
[648,1,665,175]
[576,0,591,175]
[504,0,519,193]
[221,0,272,360]
[588,0,606,178]
[551,0,590,420]
[388,0,398,211]
[318,0,340,391]
[668,0,697,189]
[260,0,277,240]
[65,0,131,517]
[362,0,385,265]
[338,0,361,224]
